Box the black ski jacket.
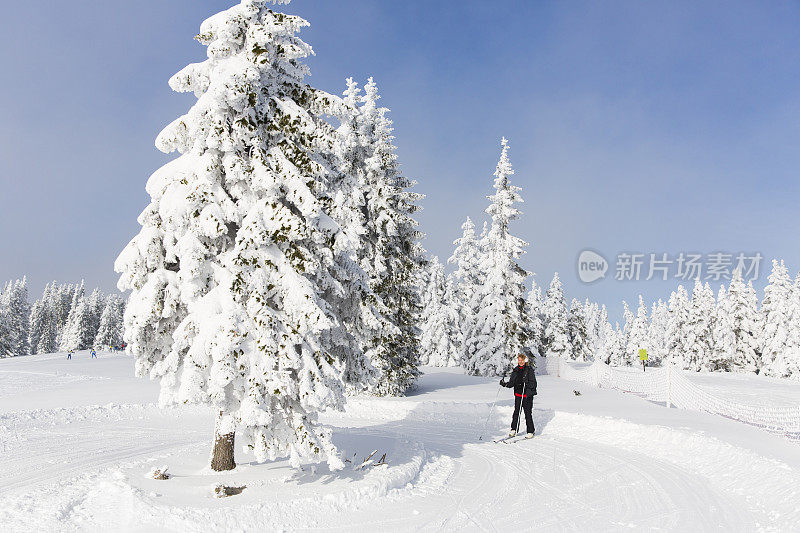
[504,364,537,398]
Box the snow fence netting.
[535,356,800,438]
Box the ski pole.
[479,384,503,441]
[516,379,527,435]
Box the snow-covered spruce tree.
[784,274,800,379]
[36,311,58,355]
[463,139,529,376]
[51,282,75,342]
[596,319,617,364]
[3,278,31,356]
[94,295,126,350]
[567,298,590,361]
[685,279,715,371]
[613,301,634,366]
[589,303,612,363]
[542,273,571,359]
[726,269,761,372]
[582,300,601,361]
[759,260,800,378]
[448,217,483,365]
[60,293,95,352]
[419,257,460,367]
[116,1,364,472]
[28,283,52,355]
[647,299,669,366]
[665,284,690,368]
[525,282,545,358]
[328,77,395,393]
[59,281,85,351]
[441,277,463,366]
[0,284,11,357]
[351,78,425,395]
[85,288,106,343]
[625,295,648,366]
[605,322,625,365]
[708,285,735,371]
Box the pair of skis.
[492,433,534,444]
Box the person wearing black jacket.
[500,353,537,438]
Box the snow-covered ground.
[1,352,799,531]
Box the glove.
[499,378,507,387]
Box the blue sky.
[2,1,799,322]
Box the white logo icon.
[578,250,608,283]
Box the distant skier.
[67,351,73,360]
[499,353,537,438]
[91,349,97,359]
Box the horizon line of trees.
[419,251,800,379]
[0,278,126,358]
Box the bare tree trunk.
[211,412,236,472]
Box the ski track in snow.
[1,356,798,531]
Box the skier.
[499,353,537,438]
[91,349,97,359]
[67,351,73,360]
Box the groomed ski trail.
[2,358,798,531]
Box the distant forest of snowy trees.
[424,257,800,380]
[417,139,799,380]
[0,278,125,357]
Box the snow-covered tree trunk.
[210,412,236,472]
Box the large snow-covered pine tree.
[116,0,364,472]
